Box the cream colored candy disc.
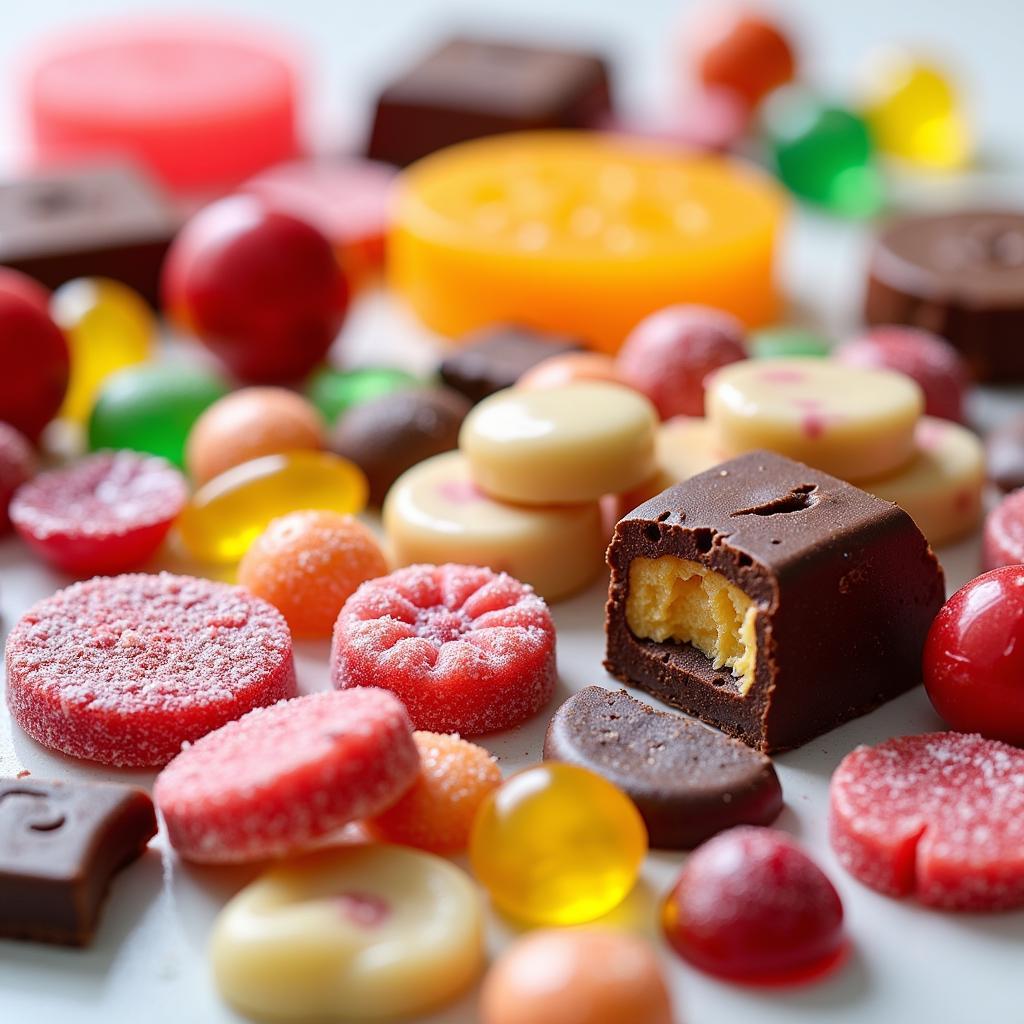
[210,845,484,1022]
[706,358,923,481]
[656,416,727,483]
[459,381,658,504]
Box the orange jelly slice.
[390,131,786,353]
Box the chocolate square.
[366,37,612,167]
[604,451,945,752]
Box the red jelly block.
[5,573,297,768]
[0,423,36,534]
[331,563,557,735]
[10,450,187,576]
[155,688,419,863]
[830,732,1024,911]
[25,20,301,193]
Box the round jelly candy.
[305,365,422,426]
[750,325,831,359]
[163,196,349,383]
[88,363,229,467]
[469,762,647,925]
[177,450,368,565]
[0,423,36,534]
[764,87,883,217]
[51,278,155,424]
[0,267,51,312]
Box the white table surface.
[2,2,1023,1023]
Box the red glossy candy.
[10,450,187,576]
[162,196,349,383]
[0,423,36,534]
[830,732,1024,911]
[662,827,844,983]
[923,566,1024,744]
[331,563,557,735]
[155,688,419,863]
[5,572,297,767]
[982,488,1024,572]
[0,267,51,312]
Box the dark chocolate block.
[366,37,612,167]
[604,451,945,753]
[0,164,179,305]
[0,777,157,945]
[439,324,582,404]
[864,210,1024,382]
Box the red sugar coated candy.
[982,488,1024,572]
[830,732,1024,911]
[0,422,36,534]
[331,563,557,736]
[10,450,187,575]
[5,572,296,767]
[155,688,419,863]
[662,827,844,983]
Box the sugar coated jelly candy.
[177,450,368,565]
[469,762,647,925]
[305,365,422,426]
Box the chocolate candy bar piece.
[440,324,582,404]
[864,210,1024,382]
[0,777,157,945]
[366,37,612,167]
[604,450,945,752]
[0,164,179,305]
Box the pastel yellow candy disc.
[706,358,922,481]
[459,382,658,505]
[210,845,484,1022]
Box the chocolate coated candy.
[986,413,1024,493]
[0,778,156,945]
[544,687,782,848]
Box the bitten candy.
[5,573,296,767]
[706,358,922,481]
[211,845,484,1020]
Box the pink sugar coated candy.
[331,563,557,736]
[0,422,36,534]
[155,688,419,863]
[830,733,1024,911]
[10,450,187,575]
[983,488,1024,571]
[5,572,296,767]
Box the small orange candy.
[366,731,501,853]
[237,510,387,638]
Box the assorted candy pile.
[0,6,1022,1024]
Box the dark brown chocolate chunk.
[544,686,782,848]
[604,450,945,753]
[986,413,1024,493]
[865,210,1024,381]
[0,164,179,305]
[439,324,582,404]
[366,37,612,167]
[0,777,156,945]
[330,385,471,505]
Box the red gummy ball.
[0,267,51,312]
[162,196,349,383]
[0,289,69,440]
[662,827,844,983]
[0,423,36,534]
[615,305,746,418]
[923,566,1024,746]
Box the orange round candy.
[186,386,325,485]
[366,731,501,853]
[518,352,622,390]
[237,510,387,638]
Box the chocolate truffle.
[986,413,1024,493]
[604,450,945,752]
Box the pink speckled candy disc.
[5,573,296,767]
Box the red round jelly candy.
[331,563,557,736]
[5,572,297,767]
[0,267,51,313]
[662,827,844,983]
[830,732,1024,911]
[155,688,419,863]
[982,488,1024,572]
[162,196,349,383]
[10,450,187,576]
[0,423,36,534]
[923,566,1024,745]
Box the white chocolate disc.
[210,845,484,1021]
[706,358,922,481]
[384,451,605,601]
[459,382,658,504]
[656,416,727,483]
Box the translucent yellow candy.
[177,451,369,564]
[52,278,155,423]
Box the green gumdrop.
[750,327,832,359]
[306,366,423,426]
[88,363,230,467]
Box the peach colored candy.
[657,416,727,483]
[517,352,622,390]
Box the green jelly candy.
[306,366,422,425]
[88,363,230,467]
[750,327,832,359]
